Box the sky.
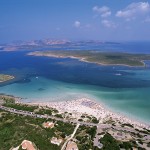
[0,0,150,43]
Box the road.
[1,105,148,149]
[0,105,97,127]
[0,105,141,134]
[1,105,133,130]
[61,123,80,150]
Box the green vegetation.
[134,132,143,138]
[29,50,150,66]
[0,110,76,150]
[91,117,99,123]
[100,133,120,150]
[122,123,134,128]
[137,147,146,150]
[0,74,14,82]
[0,95,15,104]
[3,103,38,112]
[86,126,97,139]
[55,114,63,118]
[2,99,59,116]
[138,139,143,145]
[36,108,52,115]
[75,125,97,150]
[78,118,83,121]
[79,114,99,124]
[81,115,85,118]
[135,128,150,134]
[144,128,150,133]
[0,111,60,150]
[1,98,149,150]
[103,118,115,124]
[35,107,58,116]
[119,142,132,150]
[55,121,75,137]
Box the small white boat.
[115,73,122,76]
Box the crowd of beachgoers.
[28,98,150,130]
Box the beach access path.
[61,123,80,150]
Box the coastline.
[1,75,150,129]
[28,52,146,67]
[22,97,150,130]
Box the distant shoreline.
[28,51,148,67]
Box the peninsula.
[0,74,14,83]
[28,50,150,67]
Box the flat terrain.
[28,50,150,67]
[0,74,14,83]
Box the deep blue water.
[0,50,150,88]
[0,42,150,123]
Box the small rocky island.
[0,74,14,83]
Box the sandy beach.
[26,98,150,130]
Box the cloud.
[116,2,150,21]
[74,21,81,28]
[93,6,111,17]
[101,20,117,28]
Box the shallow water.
[0,42,150,123]
[0,76,150,123]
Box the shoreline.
[28,52,146,67]
[1,92,150,129]
[22,97,150,130]
[90,97,150,125]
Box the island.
[0,74,14,83]
[28,50,150,67]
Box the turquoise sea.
[0,42,150,124]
